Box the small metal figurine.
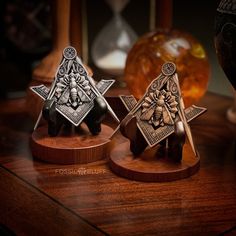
[119,62,206,161]
[31,46,119,136]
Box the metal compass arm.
[75,56,120,123]
[173,73,197,156]
[88,76,120,123]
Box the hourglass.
[92,0,137,77]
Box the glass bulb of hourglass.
[92,0,137,76]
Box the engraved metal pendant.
[31,46,119,128]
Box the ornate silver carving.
[30,46,119,128]
[55,72,91,108]
[161,62,176,76]
[63,46,77,59]
[31,80,114,102]
[140,89,178,127]
[120,97,206,147]
[119,62,206,151]
[31,84,49,100]
[119,95,138,111]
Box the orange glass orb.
[124,29,210,107]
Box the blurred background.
[0,0,231,99]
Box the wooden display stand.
[109,141,199,182]
[108,62,205,182]
[31,124,113,164]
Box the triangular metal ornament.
[31,46,119,129]
[120,62,207,156]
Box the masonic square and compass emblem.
[119,62,207,156]
[31,46,119,130]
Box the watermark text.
[55,167,106,176]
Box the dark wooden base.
[109,141,200,182]
[31,124,114,164]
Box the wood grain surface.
[0,92,236,236]
[109,141,199,182]
[31,124,113,164]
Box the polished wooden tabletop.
[0,92,236,236]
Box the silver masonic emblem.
[120,62,206,155]
[31,46,119,128]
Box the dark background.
[0,0,231,99]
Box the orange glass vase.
[124,29,210,107]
